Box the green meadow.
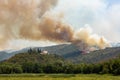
[0,74,120,80]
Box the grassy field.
[0,74,120,80]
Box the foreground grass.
[0,74,120,80]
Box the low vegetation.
[0,74,120,80]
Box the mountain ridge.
[0,44,81,61]
[0,44,120,63]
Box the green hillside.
[4,52,65,65]
[0,47,120,75]
[41,44,81,57]
[5,46,120,64]
[35,44,120,64]
[66,47,120,63]
[0,44,81,62]
[1,44,120,64]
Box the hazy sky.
[0,0,120,50]
[53,0,120,42]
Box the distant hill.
[111,43,120,47]
[67,47,120,63]
[0,44,120,64]
[42,44,81,57]
[0,48,30,61]
[0,51,17,61]
[0,44,81,61]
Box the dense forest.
[0,51,120,75]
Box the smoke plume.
[0,0,109,51]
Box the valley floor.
[0,74,120,80]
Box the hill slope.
[0,44,81,61]
[4,52,65,65]
[0,44,120,64]
[67,47,120,63]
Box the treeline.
[0,57,120,75]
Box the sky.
[53,0,120,42]
[0,0,120,50]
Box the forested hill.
[0,44,120,64]
[1,49,120,75]
[3,52,65,65]
[0,44,81,61]
[67,47,120,63]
